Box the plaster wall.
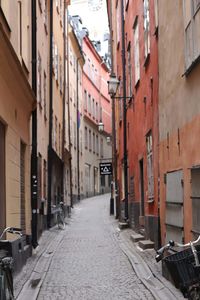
[158,0,200,243]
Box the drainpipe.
[62,0,66,202]
[47,0,53,228]
[31,0,38,248]
[77,57,81,202]
[121,0,129,220]
[108,0,118,218]
[66,9,73,208]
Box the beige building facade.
[36,0,50,236]
[68,22,85,203]
[0,1,35,236]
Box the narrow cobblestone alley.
[35,194,154,300]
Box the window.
[89,130,92,151]
[92,98,95,118]
[154,0,158,31]
[59,123,61,155]
[44,0,48,32]
[74,122,76,148]
[38,0,42,12]
[96,135,99,155]
[101,175,105,187]
[184,0,200,71]
[93,132,95,153]
[55,116,57,151]
[127,43,132,98]
[88,94,91,114]
[84,90,87,111]
[56,0,59,12]
[85,127,88,149]
[52,35,55,72]
[100,138,103,158]
[55,44,58,81]
[60,56,63,93]
[144,0,150,59]
[43,159,47,199]
[43,71,47,120]
[100,106,102,122]
[96,102,98,121]
[133,17,140,85]
[38,52,42,106]
[93,100,96,119]
[146,131,154,201]
[80,130,83,153]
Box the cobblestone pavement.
[36,194,155,300]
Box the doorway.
[139,159,145,217]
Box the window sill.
[147,198,154,204]
[183,55,200,77]
[144,53,150,68]
[135,79,140,90]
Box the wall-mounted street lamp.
[98,122,104,132]
[106,136,111,144]
[107,74,120,96]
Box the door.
[0,121,6,232]
[20,141,26,233]
[165,170,184,243]
[140,159,145,217]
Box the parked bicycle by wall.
[52,201,66,230]
[156,236,200,299]
[0,227,22,300]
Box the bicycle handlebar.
[0,227,23,240]
[156,236,200,263]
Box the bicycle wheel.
[188,285,200,300]
[0,271,14,300]
[57,211,65,230]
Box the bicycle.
[52,201,66,230]
[156,235,200,299]
[0,227,22,300]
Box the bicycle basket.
[163,245,200,294]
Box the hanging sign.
[100,162,112,175]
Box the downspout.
[31,0,38,248]
[77,57,81,202]
[121,0,129,220]
[108,0,118,218]
[47,0,53,228]
[66,9,73,208]
[62,0,66,201]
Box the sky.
[68,0,109,55]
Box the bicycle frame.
[0,227,22,300]
[156,235,200,299]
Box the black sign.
[100,162,112,175]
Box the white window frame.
[133,17,140,85]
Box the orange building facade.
[107,0,159,247]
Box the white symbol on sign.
[102,167,109,172]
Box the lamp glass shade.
[107,75,120,96]
[98,122,104,132]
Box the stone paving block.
[138,240,155,250]
[118,222,129,230]
[130,233,145,243]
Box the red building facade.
[107,0,159,247]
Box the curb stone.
[110,219,184,300]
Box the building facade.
[68,21,85,203]
[158,0,200,245]
[0,0,36,270]
[107,0,159,247]
[36,0,50,238]
[82,35,112,198]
